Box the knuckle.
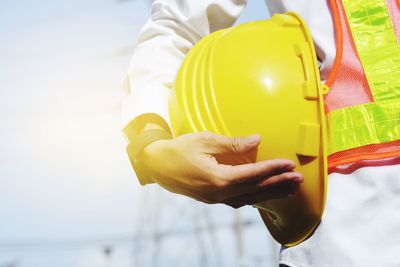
[197,177,225,193]
[199,131,213,141]
[210,169,230,188]
[201,175,229,204]
[247,163,260,178]
[228,138,242,153]
[211,176,228,189]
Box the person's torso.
[264,1,400,266]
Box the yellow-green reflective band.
[327,0,400,154]
[342,0,400,102]
[327,101,400,154]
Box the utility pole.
[152,187,163,267]
[103,245,113,267]
[203,206,223,267]
[234,210,247,267]
[192,203,209,267]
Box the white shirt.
[123,1,400,265]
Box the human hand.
[140,131,303,208]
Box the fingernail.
[247,134,260,145]
[294,175,303,182]
[289,173,303,182]
[293,176,304,183]
[285,161,296,170]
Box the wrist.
[123,114,173,185]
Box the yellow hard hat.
[169,12,328,246]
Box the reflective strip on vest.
[327,0,400,155]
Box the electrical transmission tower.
[130,185,261,267]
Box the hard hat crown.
[169,13,328,246]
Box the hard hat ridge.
[170,12,328,246]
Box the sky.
[0,1,275,266]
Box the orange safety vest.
[326,0,400,173]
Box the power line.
[0,220,257,251]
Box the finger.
[224,182,300,208]
[218,158,297,184]
[219,171,302,201]
[156,177,216,204]
[199,131,261,154]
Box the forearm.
[122,0,248,185]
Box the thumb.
[212,134,261,154]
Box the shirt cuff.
[126,129,173,185]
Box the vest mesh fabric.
[326,0,400,171]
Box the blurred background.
[0,0,278,266]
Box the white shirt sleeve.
[121,0,247,129]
